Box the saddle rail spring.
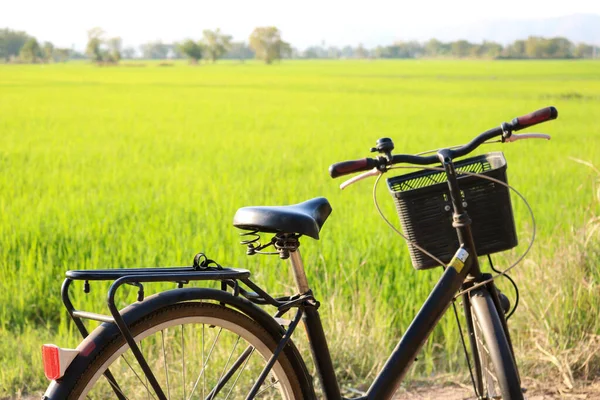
[239,230,278,256]
[240,229,261,247]
[239,230,301,259]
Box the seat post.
[288,249,310,293]
[288,248,343,398]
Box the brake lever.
[340,168,382,190]
[505,133,551,142]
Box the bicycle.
[42,106,558,399]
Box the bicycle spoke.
[203,324,206,399]
[119,354,158,400]
[224,348,255,400]
[206,336,241,400]
[182,324,185,400]
[474,310,501,398]
[141,340,150,400]
[102,373,131,400]
[254,379,280,398]
[162,329,171,400]
[68,304,296,400]
[188,327,223,398]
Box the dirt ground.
[7,379,600,399]
[392,378,600,399]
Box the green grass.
[1,60,600,395]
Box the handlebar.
[328,158,379,178]
[329,106,557,179]
[511,106,558,131]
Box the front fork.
[438,149,482,279]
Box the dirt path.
[7,380,600,399]
[392,379,600,399]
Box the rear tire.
[470,289,523,400]
[55,302,305,399]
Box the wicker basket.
[387,152,518,270]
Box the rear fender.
[43,287,315,399]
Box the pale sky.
[2,0,599,50]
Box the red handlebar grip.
[512,106,558,131]
[329,158,377,178]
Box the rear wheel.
[470,289,523,400]
[64,302,304,399]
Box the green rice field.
[1,60,599,396]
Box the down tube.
[366,256,471,399]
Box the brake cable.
[413,140,500,157]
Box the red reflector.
[42,344,61,380]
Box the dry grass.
[513,160,600,389]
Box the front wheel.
[470,289,523,400]
[50,302,305,399]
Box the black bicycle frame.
[57,152,492,400]
[305,150,487,400]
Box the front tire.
[470,289,523,400]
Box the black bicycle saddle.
[233,197,332,239]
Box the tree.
[86,27,104,62]
[19,38,41,62]
[169,44,184,59]
[106,37,122,62]
[303,46,325,59]
[42,41,54,62]
[475,41,503,58]
[140,41,170,59]
[122,47,136,59]
[223,41,254,60]
[355,43,368,58]
[373,46,389,58]
[279,41,291,59]
[451,40,472,58]
[503,40,526,58]
[390,41,422,58]
[340,46,354,58]
[54,48,70,62]
[525,36,547,58]
[546,37,574,58]
[178,39,203,63]
[327,46,341,59]
[424,39,442,57]
[202,29,232,62]
[249,27,289,64]
[574,43,595,59]
[0,29,30,61]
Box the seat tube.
[288,249,342,400]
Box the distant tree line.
[0,28,74,63]
[366,37,599,59]
[2,26,598,65]
[0,26,289,65]
[299,37,598,59]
